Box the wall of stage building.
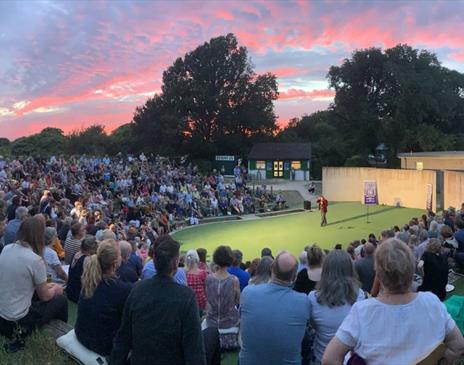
[444,171,464,210]
[322,167,436,211]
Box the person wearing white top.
[323,239,464,365]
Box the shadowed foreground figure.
[110,236,207,365]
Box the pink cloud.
[279,89,335,100]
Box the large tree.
[133,33,279,158]
[328,44,464,156]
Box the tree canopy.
[132,33,279,158]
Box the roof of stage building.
[397,151,464,158]
[248,143,311,160]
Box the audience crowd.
[0,154,464,364]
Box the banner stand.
[364,180,378,223]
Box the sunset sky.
[1,0,463,140]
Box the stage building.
[248,143,311,180]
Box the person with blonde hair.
[418,238,448,301]
[74,239,133,356]
[294,244,324,294]
[323,239,464,365]
[185,249,208,314]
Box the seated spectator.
[294,244,323,294]
[227,249,250,291]
[261,247,274,259]
[309,250,365,364]
[64,222,85,264]
[298,250,308,272]
[354,242,375,293]
[67,235,98,303]
[141,239,187,285]
[44,227,68,283]
[239,251,310,365]
[111,236,206,365]
[117,240,140,283]
[323,239,464,365]
[205,246,240,331]
[249,256,273,285]
[185,249,208,314]
[3,206,28,245]
[247,258,260,278]
[0,216,67,339]
[75,239,132,356]
[418,239,448,301]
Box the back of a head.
[363,242,375,256]
[17,216,45,256]
[185,249,200,270]
[317,249,358,307]
[119,240,132,261]
[232,249,243,267]
[418,229,429,242]
[213,245,234,268]
[440,225,453,239]
[101,229,116,241]
[82,239,120,298]
[15,206,28,220]
[272,251,297,283]
[71,222,82,237]
[426,238,442,254]
[45,227,57,246]
[375,238,414,294]
[261,247,273,258]
[307,244,323,267]
[81,235,98,254]
[197,248,207,263]
[251,256,273,284]
[154,236,180,276]
[456,218,464,230]
[381,229,395,240]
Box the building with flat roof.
[248,143,311,180]
[398,151,464,171]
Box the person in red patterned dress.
[185,249,208,315]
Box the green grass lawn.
[174,202,425,260]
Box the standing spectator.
[67,235,98,303]
[239,251,310,365]
[111,236,206,365]
[64,222,85,264]
[6,195,20,221]
[323,239,464,365]
[294,244,323,294]
[354,242,375,293]
[418,239,449,301]
[117,240,140,283]
[309,250,365,364]
[185,249,208,314]
[75,239,132,356]
[0,217,68,339]
[227,249,250,291]
[3,206,28,245]
[205,246,240,332]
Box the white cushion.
[56,329,108,365]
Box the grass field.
[174,202,425,260]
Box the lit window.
[291,161,301,169]
[256,160,265,169]
[416,161,423,170]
